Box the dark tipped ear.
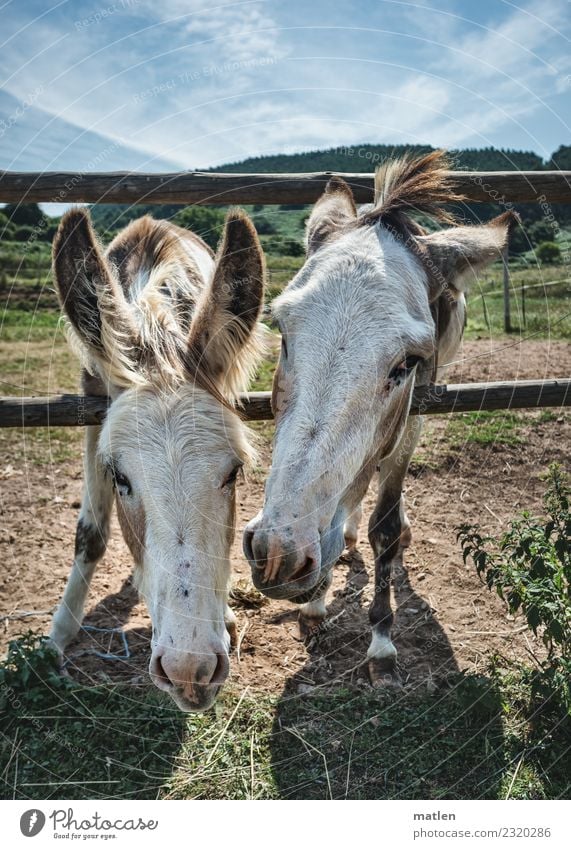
[188,208,265,380]
[306,176,357,254]
[52,208,114,352]
[416,210,520,301]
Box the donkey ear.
[306,176,357,254]
[416,211,520,301]
[53,208,141,388]
[188,209,265,383]
[52,208,122,353]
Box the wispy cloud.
[0,0,569,173]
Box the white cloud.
[0,0,568,172]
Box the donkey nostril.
[151,653,173,690]
[291,555,317,583]
[245,528,267,571]
[211,653,230,685]
[243,528,256,563]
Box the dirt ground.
[1,337,569,698]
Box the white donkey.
[244,151,517,686]
[50,207,264,711]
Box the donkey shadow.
[269,548,507,799]
[65,575,151,683]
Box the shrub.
[0,632,74,709]
[13,225,38,242]
[0,219,16,240]
[2,202,45,228]
[252,215,277,235]
[281,238,304,257]
[528,220,557,245]
[535,241,561,264]
[172,206,225,250]
[458,464,570,707]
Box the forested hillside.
[209,144,545,174]
[88,143,571,234]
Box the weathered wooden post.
[502,244,511,333]
[482,291,490,331]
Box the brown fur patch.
[106,215,210,299]
[81,368,107,397]
[53,208,137,353]
[363,150,463,229]
[115,497,146,565]
[55,205,265,415]
[74,517,108,563]
[187,208,265,391]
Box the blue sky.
[1,0,569,176]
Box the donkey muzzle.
[149,646,229,713]
[243,522,322,600]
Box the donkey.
[50,206,264,711]
[243,151,517,686]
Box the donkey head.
[54,208,264,711]
[244,152,516,601]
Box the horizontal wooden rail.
[0,170,569,205]
[0,379,569,427]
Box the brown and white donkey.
[50,207,265,711]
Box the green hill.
[88,143,570,235]
[208,144,544,174]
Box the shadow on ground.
[269,551,507,799]
[0,579,185,800]
[64,576,151,686]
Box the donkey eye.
[222,463,242,489]
[112,470,132,496]
[388,355,423,382]
[404,354,424,371]
[281,334,288,359]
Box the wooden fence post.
[503,244,511,333]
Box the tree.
[2,202,45,228]
[252,215,276,235]
[172,206,225,250]
[528,220,557,245]
[535,242,561,264]
[547,145,571,170]
[281,238,304,257]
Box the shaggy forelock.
[99,384,257,471]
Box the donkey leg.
[367,416,421,687]
[343,503,363,549]
[299,572,333,636]
[224,604,238,648]
[49,426,113,654]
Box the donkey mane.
[364,150,463,226]
[357,150,517,300]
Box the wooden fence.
[0,380,569,428]
[0,169,569,205]
[1,168,570,427]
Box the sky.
[1,0,569,178]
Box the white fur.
[97,386,253,663]
[300,597,327,620]
[52,212,263,712]
[367,633,397,660]
[264,225,435,543]
[50,426,113,651]
[248,195,509,670]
